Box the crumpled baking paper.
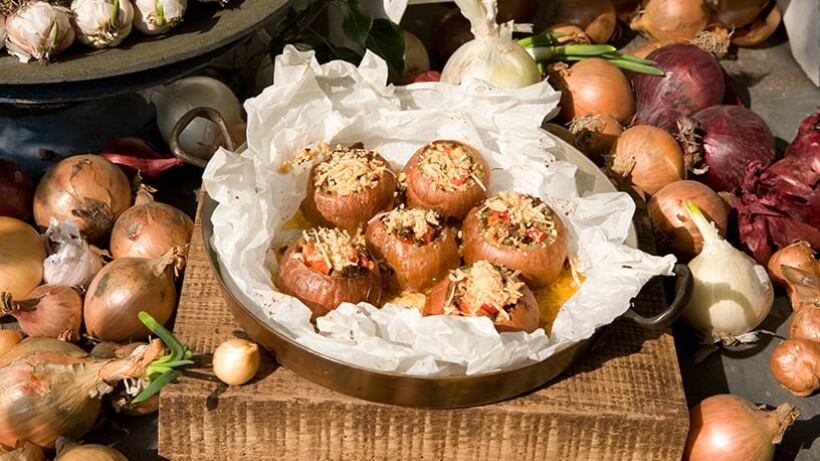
[203,46,676,376]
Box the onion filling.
[417,141,486,192]
[294,228,374,278]
[378,207,443,246]
[477,192,558,250]
[444,261,525,322]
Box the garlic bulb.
[132,0,187,35]
[440,0,540,89]
[71,0,134,49]
[5,1,75,63]
[1,16,6,50]
[682,201,774,344]
[43,218,106,290]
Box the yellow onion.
[710,0,771,29]
[766,241,819,291]
[55,437,129,461]
[84,249,183,341]
[608,125,685,196]
[0,441,43,460]
[212,338,261,386]
[770,338,820,397]
[730,4,781,47]
[546,0,617,44]
[33,155,132,244]
[568,113,624,164]
[0,338,163,449]
[109,186,193,259]
[2,285,83,342]
[0,217,46,300]
[0,330,23,358]
[631,0,711,42]
[550,59,635,125]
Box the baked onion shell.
[365,218,460,292]
[275,243,382,320]
[404,140,490,220]
[423,275,541,333]
[461,204,569,288]
[300,153,397,234]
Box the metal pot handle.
[169,107,236,169]
[621,263,692,328]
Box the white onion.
[212,338,260,385]
[71,0,134,49]
[5,1,75,63]
[132,0,186,35]
[151,76,244,160]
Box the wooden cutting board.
[158,195,689,461]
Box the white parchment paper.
[202,47,676,375]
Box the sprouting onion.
[132,311,193,403]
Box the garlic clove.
[132,0,187,36]
[1,16,6,50]
[5,1,75,63]
[71,0,135,49]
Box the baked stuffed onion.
[462,192,568,288]
[276,227,382,320]
[424,260,540,333]
[301,144,397,233]
[404,140,490,220]
[366,207,459,292]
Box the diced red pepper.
[451,166,470,186]
[527,227,547,244]
[479,304,499,316]
[487,210,509,227]
[302,245,331,275]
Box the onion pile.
[608,125,685,196]
[110,186,193,259]
[2,285,83,342]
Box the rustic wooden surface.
[158,195,689,461]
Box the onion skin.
[0,330,23,358]
[424,273,540,333]
[684,394,799,461]
[767,241,819,292]
[633,44,725,131]
[710,0,770,29]
[33,155,132,244]
[212,338,261,386]
[609,125,685,196]
[301,154,396,234]
[365,220,459,292]
[569,114,623,164]
[552,59,635,125]
[109,188,194,259]
[55,438,129,461]
[275,243,382,320]
[730,4,781,47]
[461,205,568,289]
[404,141,490,220]
[770,338,820,397]
[790,305,820,342]
[680,105,776,193]
[631,0,711,42]
[647,180,729,260]
[546,0,617,44]
[0,158,34,221]
[84,253,179,341]
[2,285,84,342]
[0,217,46,300]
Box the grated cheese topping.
[379,207,443,245]
[443,261,525,322]
[417,141,485,192]
[294,227,373,278]
[313,145,390,195]
[478,192,558,250]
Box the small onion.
[631,0,711,42]
[0,217,46,300]
[767,241,819,291]
[0,157,34,221]
[33,155,132,244]
[568,113,623,163]
[770,338,820,397]
[647,180,730,260]
[2,285,83,342]
[608,125,685,196]
[684,394,799,461]
[109,187,193,259]
[0,330,23,358]
[546,0,617,44]
[212,338,261,386]
[84,249,183,341]
[551,59,635,125]
[55,438,129,461]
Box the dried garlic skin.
[71,0,134,49]
[132,0,187,35]
[5,1,75,63]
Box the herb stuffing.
[478,192,559,250]
[444,261,525,322]
[418,141,486,192]
[313,145,390,196]
[294,228,374,278]
[379,207,443,246]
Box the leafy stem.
[132,311,193,404]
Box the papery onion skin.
[647,180,729,260]
[680,105,776,193]
[2,284,84,342]
[275,243,382,320]
[0,217,46,300]
[84,254,179,341]
[568,113,623,164]
[424,272,540,333]
[212,338,261,386]
[404,140,490,220]
[109,189,193,259]
[630,0,711,42]
[684,394,799,461]
[552,59,635,125]
[546,0,617,44]
[633,44,725,131]
[770,338,820,397]
[789,305,820,342]
[461,203,569,288]
[0,158,34,221]
[365,219,460,292]
[132,0,186,35]
[5,2,75,63]
[33,155,132,244]
[766,241,819,291]
[609,125,685,197]
[43,218,106,290]
[301,153,397,234]
[0,330,23,358]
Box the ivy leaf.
[365,19,405,83]
[313,44,363,66]
[342,2,373,47]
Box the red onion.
[633,44,725,131]
[1,285,83,342]
[785,110,820,163]
[0,158,34,221]
[99,136,184,179]
[679,105,776,192]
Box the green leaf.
[365,19,405,83]
[342,2,373,47]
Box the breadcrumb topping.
[443,261,525,322]
[417,141,486,192]
[379,207,443,245]
[294,228,373,278]
[478,192,558,250]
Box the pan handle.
[621,263,692,328]
[169,107,236,169]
